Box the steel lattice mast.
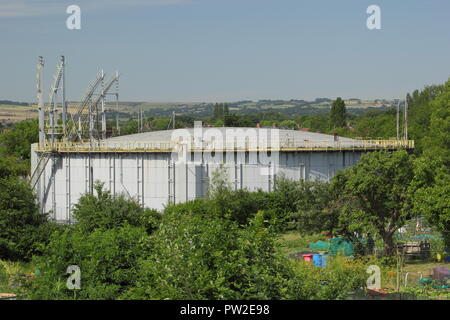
[37,56,45,147]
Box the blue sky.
[1,0,449,102]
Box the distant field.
[0,104,89,122]
[0,99,392,122]
[0,104,37,121]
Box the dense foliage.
[26,181,368,300]
[28,225,152,299]
[330,151,415,256]
[1,77,449,300]
[0,175,58,261]
[72,182,161,234]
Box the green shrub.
[26,225,152,300]
[290,256,367,300]
[274,177,334,233]
[0,175,53,261]
[123,210,304,300]
[72,181,161,234]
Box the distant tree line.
[0,100,29,106]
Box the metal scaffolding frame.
[32,56,120,191]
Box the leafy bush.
[72,181,161,234]
[289,256,367,300]
[0,175,55,261]
[27,225,152,300]
[0,154,29,177]
[123,210,305,300]
[274,177,334,234]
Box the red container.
[303,254,313,262]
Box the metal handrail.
[36,139,415,153]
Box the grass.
[403,260,450,280]
[277,232,326,256]
[0,260,34,297]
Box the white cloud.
[0,0,192,17]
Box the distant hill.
[0,100,29,106]
[0,98,395,122]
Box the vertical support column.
[41,155,46,214]
[173,160,176,204]
[53,94,57,144]
[101,69,106,140]
[168,159,172,204]
[205,163,209,197]
[137,156,141,204]
[168,159,176,204]
[234,161,238,191]
[51,155,56,220]
[89,155,93,194]
[89,100,94,143]
[115,72,120,136]
[37,56,45,147]
[342,151,346,169]
[84,156,89,193]
[141,155,144,206]
[272,163,277,190]
[268,162,272,192]
[199,162,204,198]
[185,162,188,202]
[137,155,144,207]
[240,163,243,190]
[61,56,67,139]
[65,155,71,223]
[85,155,93,194]
[109,154,115,196]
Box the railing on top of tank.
[183,139,414,151]
[279,139,415,150]
[37,141,175,152]
[36,139,414,152]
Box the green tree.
[410,157,450,247]
[352,109,396,139]
[213,103,219,119]
[0,119,38,161]
[212,103,229,121]
[271,177,335,234]
[120,118,139,135]
[0,175,52,261]
[330,150,415,256]
[72,182,160,234]
[329,97,347,128]
[421,79,450,165]
[0,154,29,177]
